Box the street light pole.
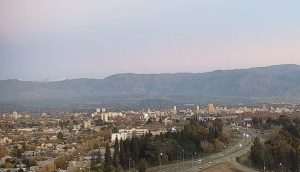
[159,153,163,167]
[192,152,196,167]
[159,153,163,172]
[192,153,193,167]
[129,158,131,172]
[176,157,179,171]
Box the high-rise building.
[196,106,200,112]
[96,108,101,113]
[208,104,215,114]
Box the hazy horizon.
[0,63,297,82]
[1,1,300,81]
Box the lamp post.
[279,162,282,172]
[182,150,185,162]
[129,158,131,172]
[159,153,163,167]
[176,157,179,171]
[159,152,163,172]
[192,152,197,167]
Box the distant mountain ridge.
[1,64,300,109]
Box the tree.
[18,168,24,172]
[3,159,14,169]
[250,137,264,168]
[138,159,148,172]
[22,158,37,168]
[130,137,140,163]
[252,117,260,128]
[95,119,104,126]
[11,147,23,158]
[57,132,64,140]
[113,137,120,168]
[54,155,73,170]
[119,138,126,168]
[104,143,113,172]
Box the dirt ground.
[201,162,244,172]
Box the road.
[148,128,257,172]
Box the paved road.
[148,128,257,172]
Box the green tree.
[119,138,126,168]
[113,137,120,168]
[94,119,104,126]
[130,137,140,163]
[252,117,259,128]
[57,132,64,140]
[138,159,148,172]
[104,143,113,172]
[250,137,265,168]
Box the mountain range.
[1,64,300,110]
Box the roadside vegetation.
[94,119,231,172]
[249,115,300,171]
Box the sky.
[1,0,300,81]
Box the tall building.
[208,104,215,114]
[196,106,200,112]
[172,106,177,114]
[12,111,18,119]
[96,108,101,113]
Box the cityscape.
[1,103,299,171]
[1,1,300,172]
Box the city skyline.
[1,1,300,80]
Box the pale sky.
[1,0,300,81]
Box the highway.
[148,128,257,172]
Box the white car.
[209,161,212,164]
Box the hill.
[1,64,300,110]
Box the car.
[198,159,202,162]
[209,161,212,164]
[199,166,202,169]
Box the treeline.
[96,119,228,172]
[252,115,300,129]
[250,116,300,171]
